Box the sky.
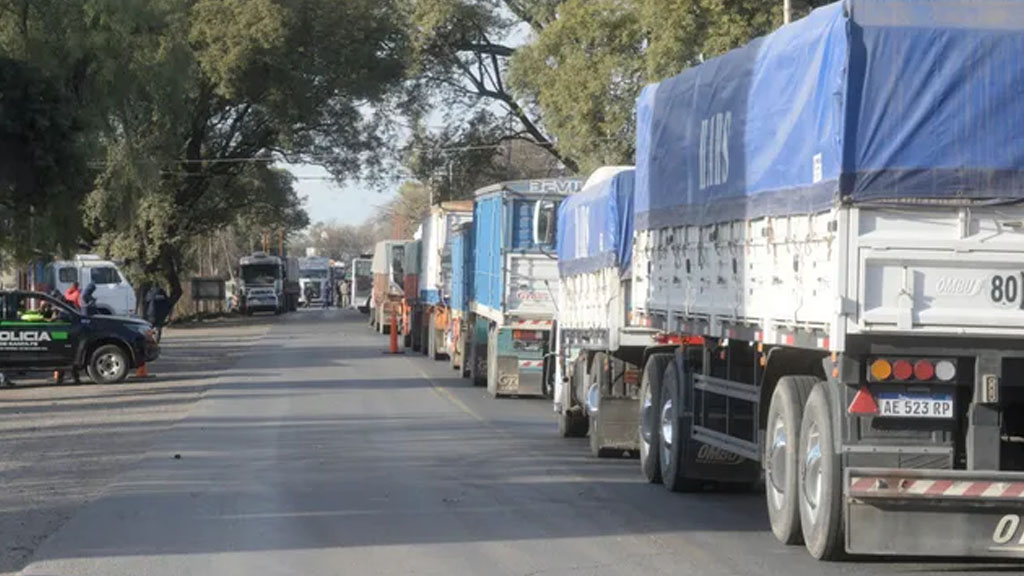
[287,18,532,229]
[285,163,394,227]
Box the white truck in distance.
[44,255,137,316]
[298,256,332,307]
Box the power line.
[86,137,628,168]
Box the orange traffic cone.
[384,310,403,355]
[136,363,150,378]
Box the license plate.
[877,393,954,419]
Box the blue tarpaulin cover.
[636,0,1024,230]
[557,168,635,277]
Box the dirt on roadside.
[0,317,272,576]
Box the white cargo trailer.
[554,2,1024,561]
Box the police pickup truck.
[0,291,159,384]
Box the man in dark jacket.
[144,284,170,341]
[80,283,98,316]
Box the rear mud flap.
[593,397,639,452]
[845,467,1024,557]
[680,415,761,483]
[495,356,544,397]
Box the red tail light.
[913,360,935,381]
[512,330,542,341]
[892,360,913,381]
[848,386,879,415]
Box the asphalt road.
[14,310,1022,575]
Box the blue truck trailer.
[464,178,583,397]
[447,222,475,377]
[559,0,1024,561]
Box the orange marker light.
[870,359,892,381]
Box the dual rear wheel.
[765,376,844,560]
[640,358,844,560]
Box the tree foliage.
[510,0,793,170]
[405,0,579,172]
[31,0,408,304]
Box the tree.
[402,110,566,202]
[405,0,579,173]
[509,0,786,171]
[373,181,432,240]
[510,0,644,174]
[0,57,89,261]
[294,221,379,263]
[80,0,409,306]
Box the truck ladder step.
[693,375,759,404]
[691,425,760,461]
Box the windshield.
[354,261,372,277]
[241,264,280,284]
[89,266,122,285]
[299,269,328,279]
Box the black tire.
[429,327,443,361]
[469,322,485,387]
[659,356,702,492]
[87,344,130,384]
[411,313,422,353]
[558,409,588,438]
[639,354,672,484]
[459,327,471,378]
[765,375,818,546]
[486,323,498,396]
[588,353,609,457]
[799,382,844,560]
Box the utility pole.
[784,0,792,24]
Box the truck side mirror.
[533,200,557,246]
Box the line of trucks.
[237,251,345,314]
[362,1,1024,561]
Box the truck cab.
[44,255,137,317]
[467,178,583,397]
[0,291,158,384]
[350,257,372,313]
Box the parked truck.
[413,201,474,360]
[401,239,421,348]
[369,240,406,334]
[465,178,583,397]
[298,256,332,307]
[553,167,650,458]
[238,252,286,314]
[554,1,1024,561]
[447,222,475,377]
[350,256,372,313]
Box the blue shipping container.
[636,0,1024,231]
[450,223,474,315]
[557,168,635,278]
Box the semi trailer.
[466,178,583,397]
[554,0,1024,561]
[369,240,406,334]
[412,201,473,360]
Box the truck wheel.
[640,354,672,484]
[588,352,609,457]
[559,408,588,438]
[765,375,818,546]
[87,344,129,384]
[659,357,702,492]
[799,382,844,560]
[411,313,422,353]
[486,323,498,396]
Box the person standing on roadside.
[64,282,81,310]
[80,283,98,316]
[144,283,169,341]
